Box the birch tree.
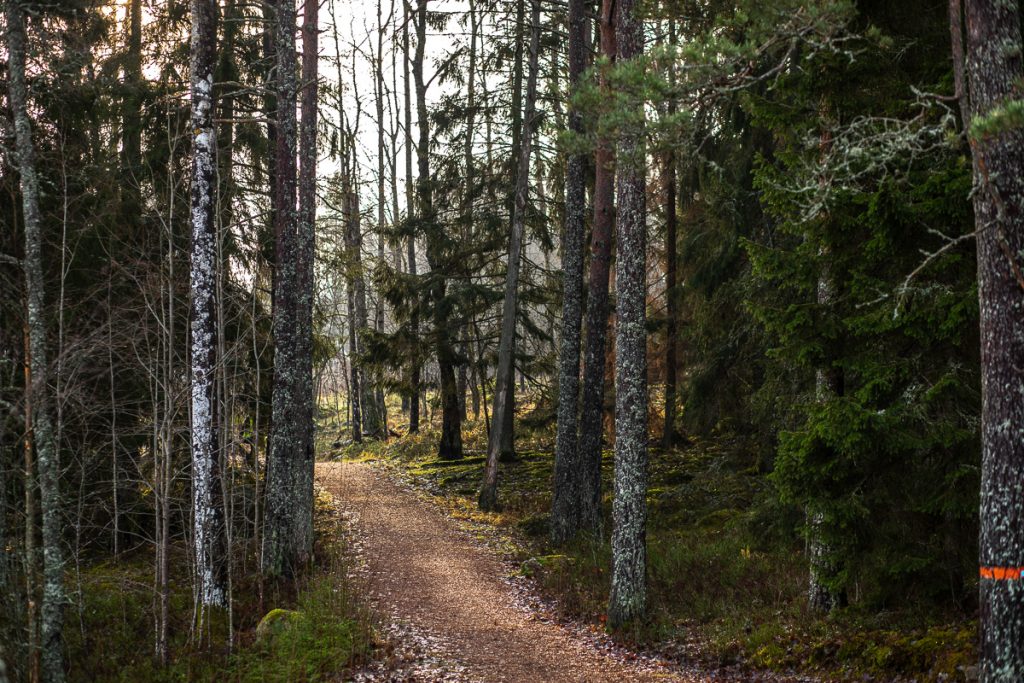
[188,0,228,609]
[6,1,66,677]
[607,0,648,629]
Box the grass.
[329,397,977,682]
[66,483,374,682]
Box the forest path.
[316,460,703,682]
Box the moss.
[67,469,373,683]
[356,407,977,682]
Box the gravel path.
[317,460,701,682]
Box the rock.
[255,608,302,643]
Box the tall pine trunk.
[6,1,65,678]
[412,0,463,459]
[404,0,421,432]
[954,0,1024,677]
[262,0,301,578]
[577,0,617,536]
[497,0,529,462]
[661,20,679,450]
[550,0,590,545]
[479,0,542,510]
[188,0,228,610]
[294,0,319,562]
[375,0,389,435]
[344,185,363,443]
[607,0,648,630]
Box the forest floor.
[324,412,977,683]
[319,459,712,682]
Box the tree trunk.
[262,0,302,578]
[404,0,421,433]
[496,0,529,462]
[808,254,844,613]
[661,20,679,451]
[23,328,39,683]
[344,186,363,443]
[121,0,143,189]
[355,216,383,438]
[577,0,617,537]
[550,0,589,546]
[6,1,65,678]
[188,0,228,609]
[479,0,541,510]
[375,0,389,436]
[458,346,469,420]
[955,0,1024,677]
[294,0,319,563]
[412,0,463,459]
[607,0,648,630]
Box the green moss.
[67,476,373,683]
[362,414,976,681]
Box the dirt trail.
[317,460,700,682]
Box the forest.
[2,0,1023,680]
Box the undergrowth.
[331,400,977,682]
[66,482,373,682]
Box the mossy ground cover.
[328,398,977,682]
[66,483,373,682]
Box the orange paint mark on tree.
[980,566,1024,580]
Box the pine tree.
[411,0,464,459]
[955,0,1024,677]
[479,0,543,511]
[607,0,648,630]
[550,0,589,545]
[577,0,618,537]
[262,0,302,577]
[294,0,320,562]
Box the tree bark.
[955,0,1024,677]
[479,0,542,510]
[294,0,319,562]
[344,185,363,443]
[661,20,679,451]
[607,0,648,630]
[375,0,389,435]
[6,1,65,678]
[577,0,617,537]
[412,0,463,458]
[808,254,844,613]
[404,0,422,433]
[262,0,302,578]
[550,0,590,545]
[497,0,529,461]
[188,0,228,610]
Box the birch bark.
[6,1,66,677]
[189,0,228,609]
